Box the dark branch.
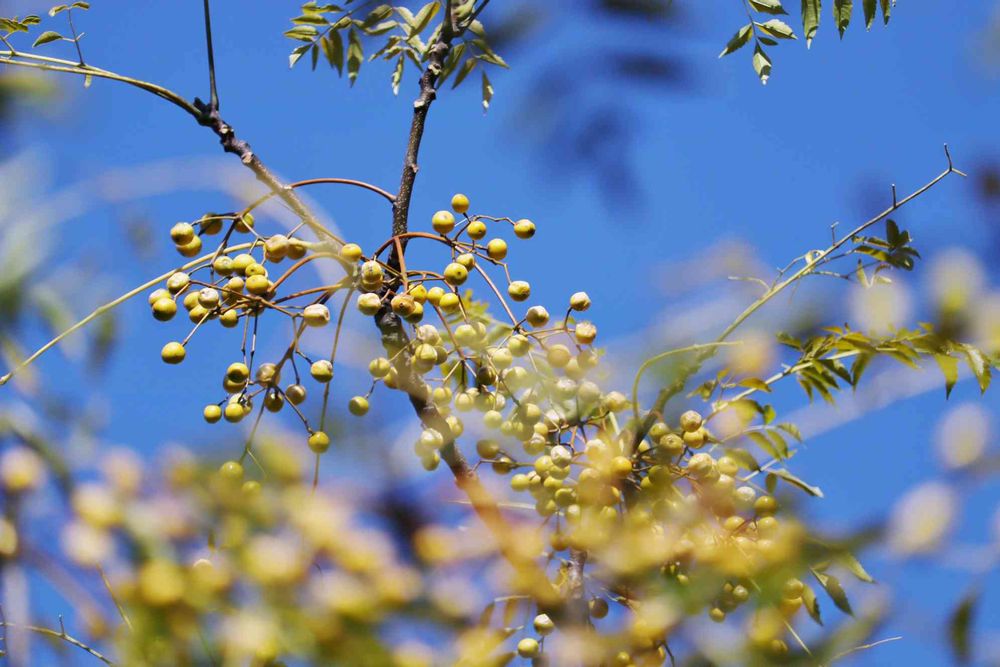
[202,0,219,111]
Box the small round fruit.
[438,292,461,313]
[357,293,382,316]
[516,638,540,659]
[213,256,234,276]
[467,220,487,240]
[443,263,468,286]
[486,238,508,260]
[456,253,476,269]
[166,272,190,294]
[451,193,470,214]
[432,210,456,234]
[533,614,555,636]
[203,405,222,423]
[161,342,186,364]
[219,309,240,328]
[264,234,289,261]
[679,410,703,432]
[507,280,531,302]
[218,460,244,481]
[303,303,330,327]
[263,390,284,412]
[570,291,591,311]
[340,243,363,262]
[256,363,280,385]
[287,237,308,259]
[245,275,271,296]
[231,254,254,274]
[348,396,369,416]
[525,306,550,328]
[589,597,609,619]
[170,222,195,245]
[235,213,254,233]
[226,362,250,383]
[308,431,331,454]
[176,235,203,257]
[199,213,224,235]
[310,360,334,383]
[198,288,221,309]
[223,403,245,423]
[148,288,170,305]
[285,384,307,404]
[574,321,597,345]
[152,297,177,322]
[514,219,536,239]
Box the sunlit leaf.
[719,24,753,58]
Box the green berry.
[161,342,186,364]
[348,396,369,416]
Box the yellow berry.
[525,306,549,328]
[152,297,177,322]
[235,213,254,233]
[308,431,331,454]
[507,280,531,302]
[170,222,195,245]
[264,234,289,261]
[340,243,363,262]
[432,210,456,234]
[226,362,250,383]
[570,291,591,311]
[303,303,330,327]
[486,238,508,260]
[218,460,244,480]
[516,638,540,659]
[514,219,536,239]
[223,402,245,423]
[285,384,307,405]
[199,213,224,235]
[176,235,203,258]
[310,360,334,383]
[467,220,487,240]
[443,263,468,286]
[160,342,186,364]
[680,410,703,432]
[203,405,222,423]
[451,193,470,214]
[348,396,369,416]
[438,292,461,313]
[357,293,382,316]
[245,275,271,296]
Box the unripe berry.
[183,291,200,309]
[526,306,550,328]
[226,362,250,383]
[686,452,716,479]
[219,309,240,328]
[177,235,203,257]
[432,210,455,234]
[166,272,190,294]
[533,614,555,636]
[476,439,501,459]
[219,460,244,481]
[256,362,280,385]
[348,396,369,416]
[203,405,222,423]
[148,288,170,305]
[426,286,445,305]
[170,222,195,245]
[438,292,461,312]
[589,597,609,619]
[244,262,267,277]
[516,638,540,659]
[263,390,284,412]
[507,334,531,356]
[467,220,487,240]
[514,219,536,239]
[574,321,597,345]
[357,293,382,316]
[198,288,221,309]
[152,297,177,322]
[360,261,384,289]
[679,410,703,432]
[225,277,245,297]
[161,342,186,364]
[340,243,363,262]
[235,213,254,233]
[287,237,308,259]
[570,291,591,311]
[507,280,531,302]
[308,431,331,454]
[391,294,417,317]
[223,402,245,423]
[682,427,708,449]
[213,256,234,276]
[443,262,468,286]
[451,193,470,214]
[245,275,271,296]
[285,384,307,405]
[611,455,633,477]
[199,213,224,235]
[310,360,334,383]
[303,303,330,327]
[547,345,572,368]
[264,234,289,261]
[231,254,254,274]
[369,357,392,378]
[486,238,508,260]
[188,305,210,323]
[408,284,428,303]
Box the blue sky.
[5,1,1000,664]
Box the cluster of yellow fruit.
[144,192,811,662]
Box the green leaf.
[777,422,803,442]
[935,354,959,398]
[748,431,785,460]
[32,30,63,47]
[409,1,441,36]
[725,447,761,471]
[749,0,788,14]
[813,570,853,615]
[719,24,753,58]
[481,69,493,112]
[288,43,310,68]
[962,345,991,393]
[738,377,772,393]
[48,5,69,17]
[391,53,404,94]
[801,0,821,47]
[346,27,363,84]
[452,56,476,88]
[361,4,393,28]
[321,31,344,74]
[752,44,772,84]
[879,0,892,25]
[284,25,319,41]
[949,589,979,664]
[70,1,89,9]
[863,0,876,28]
[838,552,875,583]
[833,0,852,37]
[772,468,823,497]
[292,13,330,25]
[802,582,823,625]
[756,19,796,39]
